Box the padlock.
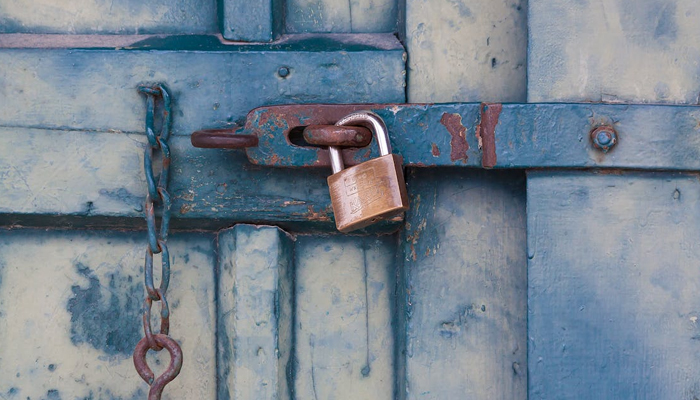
[327,111,409,233]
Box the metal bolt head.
[277,66,290,78]
[590,126,617,153]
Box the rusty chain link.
[133,84,183,400]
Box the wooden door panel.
[293,234,396,400]
[404,0,527,103]
[527,171,700,399]
[0,41,404,135]
[0,230,217,399]
[399,169,527,399]
[285,0,398,33]
[216,225,396,400]
[528,0,700,103]
[217,225,294,400]
[0,0,217,34]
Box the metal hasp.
[191,103,700,171]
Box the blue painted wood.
[528,171,700,399]
[243,103,700,170]
[398,169,527,399]
[0,0,217,34]
[292,234,397,399]
[0,33,405,231]
[286,0,398,33]
[217,225,294,400]
[0,129,405,232]
[0,230,217,398]
[0,34,405,136]
[404,0,527,103]
[528,0,700,103]
[219,0,283,41]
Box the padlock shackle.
[330,111,391,174]
[329,146,345,174]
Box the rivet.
[277,66,290,78]
[590,126,617,153]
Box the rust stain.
[180,204,193,214]
[306,205,331,221]
[431,143,440,157]
[405,194,424,261]
[476,103,502,168]
[440,113,469,162]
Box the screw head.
[590,126,617,153]
[277,66,290,78]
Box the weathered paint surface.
[219,0,283,41]
[293,234,396,399]
[0,34,405,136]
[0,129,406,232]
[405,0,527,102]
[399,169,527,399]
[286,0,397,33]
[218,227,397,399]
[0,33,405,231]
[243,103,700,170]
[528,0,700,103]
[217,225,294,400]
[0,0,217,34]
[528,171,700,399]
[0,230,216,399]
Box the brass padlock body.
[328,153,409,233]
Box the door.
[0,1,697,400]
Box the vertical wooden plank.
[286,0,398,33]
[217,225,295,400]
[404,0,528,102]
[219,0,283,41]
[399,169,527,399]
[292,235,396,399]
[0,231,216,399]
[528,171,700,399]
[528,0,700,103]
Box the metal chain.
[133,84,183,400]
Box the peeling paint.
[439,113,469,163]
[476,103,502,168]
[67,263,141,356]
[306,205,331,221]
[431,143,440,157]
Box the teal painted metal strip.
[0,34,405,135]
[219,0,283,41]
[398,169,527,399]
[292,234,397,399]
[243,103,700,170]
[527,171,700,399]
[217,225,294,399]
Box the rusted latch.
[190,103,500,169]
[191,102,700,170]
